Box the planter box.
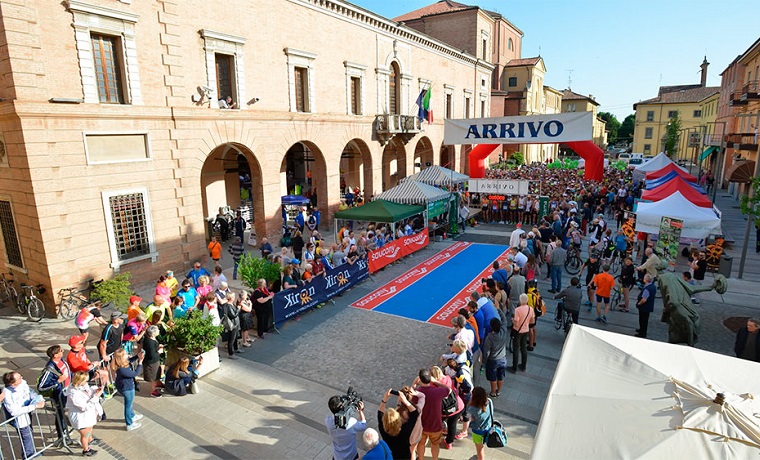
[166,346,220,378]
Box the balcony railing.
[373,114,421,145]
[729,90,748,106]
[741,80,760,101]
[725,133,758,151]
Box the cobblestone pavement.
[1,190,757,459]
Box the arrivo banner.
[469,179,530,195]
[272,258,369,325]
[353,242,471,310]
[444,112,593,145]
[368,231,430,273]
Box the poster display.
[655,217,683,269]
[368,231,430,273]
[622,211,637,255]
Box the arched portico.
[413,137,434,173]
[439,143,456,170]
[381,137,407,191]
[339,139,373,199]
[281,141,328,225]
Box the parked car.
[618,153,631,163]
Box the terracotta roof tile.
[636,86,720,106]
[505,57,541,67]
[394,1,476,22]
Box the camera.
[390,389,399,396]
[332,386,363,429]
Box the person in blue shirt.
[362,428,391,460]
[468,301,487,344]
[326,395,367,460]
[176,279,199,312]
[186,262,211,289]
[472,291,500,337]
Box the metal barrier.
[0,398,75,459]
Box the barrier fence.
[1,398,74,459]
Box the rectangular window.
[465,97,471,118]
[645,127,653,139]
[350,76,361,115]
[0,200,23,268]
[646,111,654,122]
[480,100,486,117]
[215,53,235,103]
[91,33,124,104]
[482,39,488,60]
[508,77,517,87]
[108,193,151,261]
[294,66,309,112]
[668,110,678,119]
[445,93,452,119]
[693,110,702,118]
[643,144,651,153]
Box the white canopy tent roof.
[401,165,469,187]
[635,192,721,239]
[533,326,760,459]
[375,180,450,205]
[633,152,687,182]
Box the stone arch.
[280,141,328,226]
[381,137,407,191]
[413,136,434,173]
[439,143,456,170]
[200,143,265,241]
[340,138,373,199]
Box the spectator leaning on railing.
[2,371,45,459]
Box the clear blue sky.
[350,0,759,121]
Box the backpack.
[441,389,458,416]
[526,288,546,318]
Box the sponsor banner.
[538,196,550,219]
[444,112,593,145]
[656,217,683,269]
[428,248,512,327]
[368,231,430,273]
[621,211,637,254]
[468,179,530,195]
[352,242,471,310]
[273,258,369,324]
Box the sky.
[350,0,759,122]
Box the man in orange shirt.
[127,295,143,321]
[591,265,616,324]
[66,335,109,387]
[208,236,222,270]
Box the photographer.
[326,391,366,460]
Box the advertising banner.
[468,179,531,195]
[538,196,550,220]
[655,216,683,269]
[273,258,370,324]
[427,199,448,218]
[622,211,637,255]
[444,112,593,145]
[368,231,430,273]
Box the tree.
[618,114,635,144]
[597,112,620,144]
[509,151,525,166]
[663,113,682,158]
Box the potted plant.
[91,272,133,311]
[237,253,282,289]
[166,310,223,378]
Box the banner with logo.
[444,112,593,145]
[368,231,430,273]
[538,196,550,219]
[468,179,531,195]
[655,216,683,269]
[273,258,369,324]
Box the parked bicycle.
[0,272,18,307]
[564,245,583,275]
[17,283,46,321]
[57,279,103,320]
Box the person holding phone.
[111,348,144,431]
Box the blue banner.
[272,258,370,324]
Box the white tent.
[532,326,760,459]
[402,165,469,187]
[375,180,450,205]
[635,192,720,239]
[633,152,687,182]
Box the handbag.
[441,388,458,416]
[485,399,508,448]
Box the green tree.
[510,151,525,166]
[740,176,760,228]
[664,113,682,158]
[597,112,620,144]
[618,114,635,144]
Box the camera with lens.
[330,386,363,429]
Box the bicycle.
[0,272,18,307]
[564,245,582,275]
[607,250,623,275]
[57,279,103,320]
[17,283,46,321]
[554,301,574,336]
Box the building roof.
[634,85,720,107]
[562,89,599,105]
[505,57,541,67]
[394,0,476,22]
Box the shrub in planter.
[91,272,133,311]
[166,310,223,377]
[238,253,282,289]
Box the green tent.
[334,199,424,223]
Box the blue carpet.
[373,243,509,322]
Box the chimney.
[700,56,709,87]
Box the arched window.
[508,38,513,51]
[389,62,400,114]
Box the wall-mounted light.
[247,97,260,105]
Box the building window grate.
[0,200,23,268]
[108,193,150,261]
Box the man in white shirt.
[2,372,45,458]
[509,223,525,248]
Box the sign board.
[368,231,429,273]
[427,199,448,218]
[444,112,593,145]
[538,196,550,219]
[468,179,530,195]
[622,211,637,255]
[656,216,683,270]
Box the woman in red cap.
[127,295,143,322]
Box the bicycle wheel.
[59,299,78,320]
[610,254,621,275]
[565,255,582,275]
[611,285,622,309]
[27,298,45,322]
[16,294,26,314]
[1,285,17,306]
[554,311,562,330]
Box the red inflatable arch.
[468,141,605,181]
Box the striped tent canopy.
[402,165,469,187]
[376,180,450,205]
